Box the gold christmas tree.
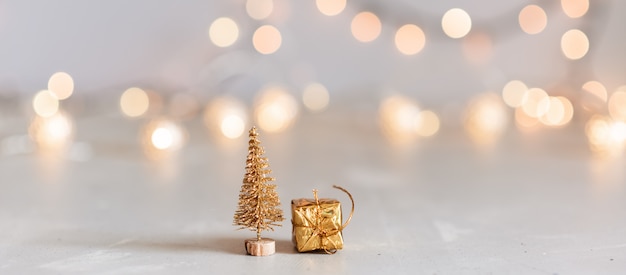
[233,126,284,241]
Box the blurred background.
[0,0,625,156]
[1,0,626,272]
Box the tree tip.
[249,126,258,136]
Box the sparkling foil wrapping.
[291,198,344,253]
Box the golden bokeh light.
[515,106,540,131]
[209,17,239,48]
[415,110,440,137]
[302,82,330,112]
[29,111,73,151]
[521,87,549,118]
[254,86,299,133]
[585,116,626,154]
[47,72,74,100]
[351,12,382,43]
[582,81,608,103]
[561,0,589,18]
[608,88,626,121]
[394,24,426,55]
[142,119,185,153]
[221,115,246,139]
[561,29,589,60]
[316,0,346,16]
[246,0,273,20]
[518,5,547,35]
[253,25,282,54]
[379,95,421,140]
[204,96,248,139]
[538,96,574,127]
[441,8,472,39]
[461,32,492,64]
[502,80,528,108]
[32,90,59,118]
[464,93,508,145]
[120,87,149,118]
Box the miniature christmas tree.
[233,126,284,256]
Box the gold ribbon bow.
[299,185,354,254]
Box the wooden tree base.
[245,238,275,256]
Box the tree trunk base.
[245,238,275,256]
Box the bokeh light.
[502,80,528,108]
[302,82,330,112]
[394,24,426,55]
[47,72,74,100]
[519,5,547,35]
[561,29,589,60]
[29,111,73,151]
[120,87,149,118]
[461,32,492,65]
[379,95,421,141]
[585,116,626,155]
[521,87,549,118]
[209,17,239,48]
[316,0,346,16]
[608,87,626,121]
[351,12,382,43]
[441,8,472,39]
[515,106,540,131]
[246,0,273,20]
[32,90,59,118]
[415,110,440,137]
[204,96,248,139]
[538,96,574,127]
[561,0,589,18]
[582,81,608,103]
[254,86,299,133]
[464,93,508,145]
[142,119,185,154]
[253,25,282,54]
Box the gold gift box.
[291,186,354,253]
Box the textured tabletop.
[1,113,625,274]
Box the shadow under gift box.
[291,186,354,253]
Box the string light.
[519,5,547,35]
[351,12,381,43]
[141,119,185,156]
[47,72,74,100]
[378,95,439,141]
[316,0,346,16]
[204,96,248,139]
[415,110,440,137]
[254,86,298,133]
[394,24,426,56]
[461,32,492,64]
[209,17,239,48]
[521,88,549,118]
[120,87,149,118]
[502,80,528,108]
[253,25,282,54]
[561,29,589,60]
[246,0,273,20]
[29,111,73,151]
[302,82,330,112]
[608,87,626,121]
[464,93,508,145]
[441,8,472,39]
[32,90,59,118]
[585,116,626,155]
[561,0,589,19]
